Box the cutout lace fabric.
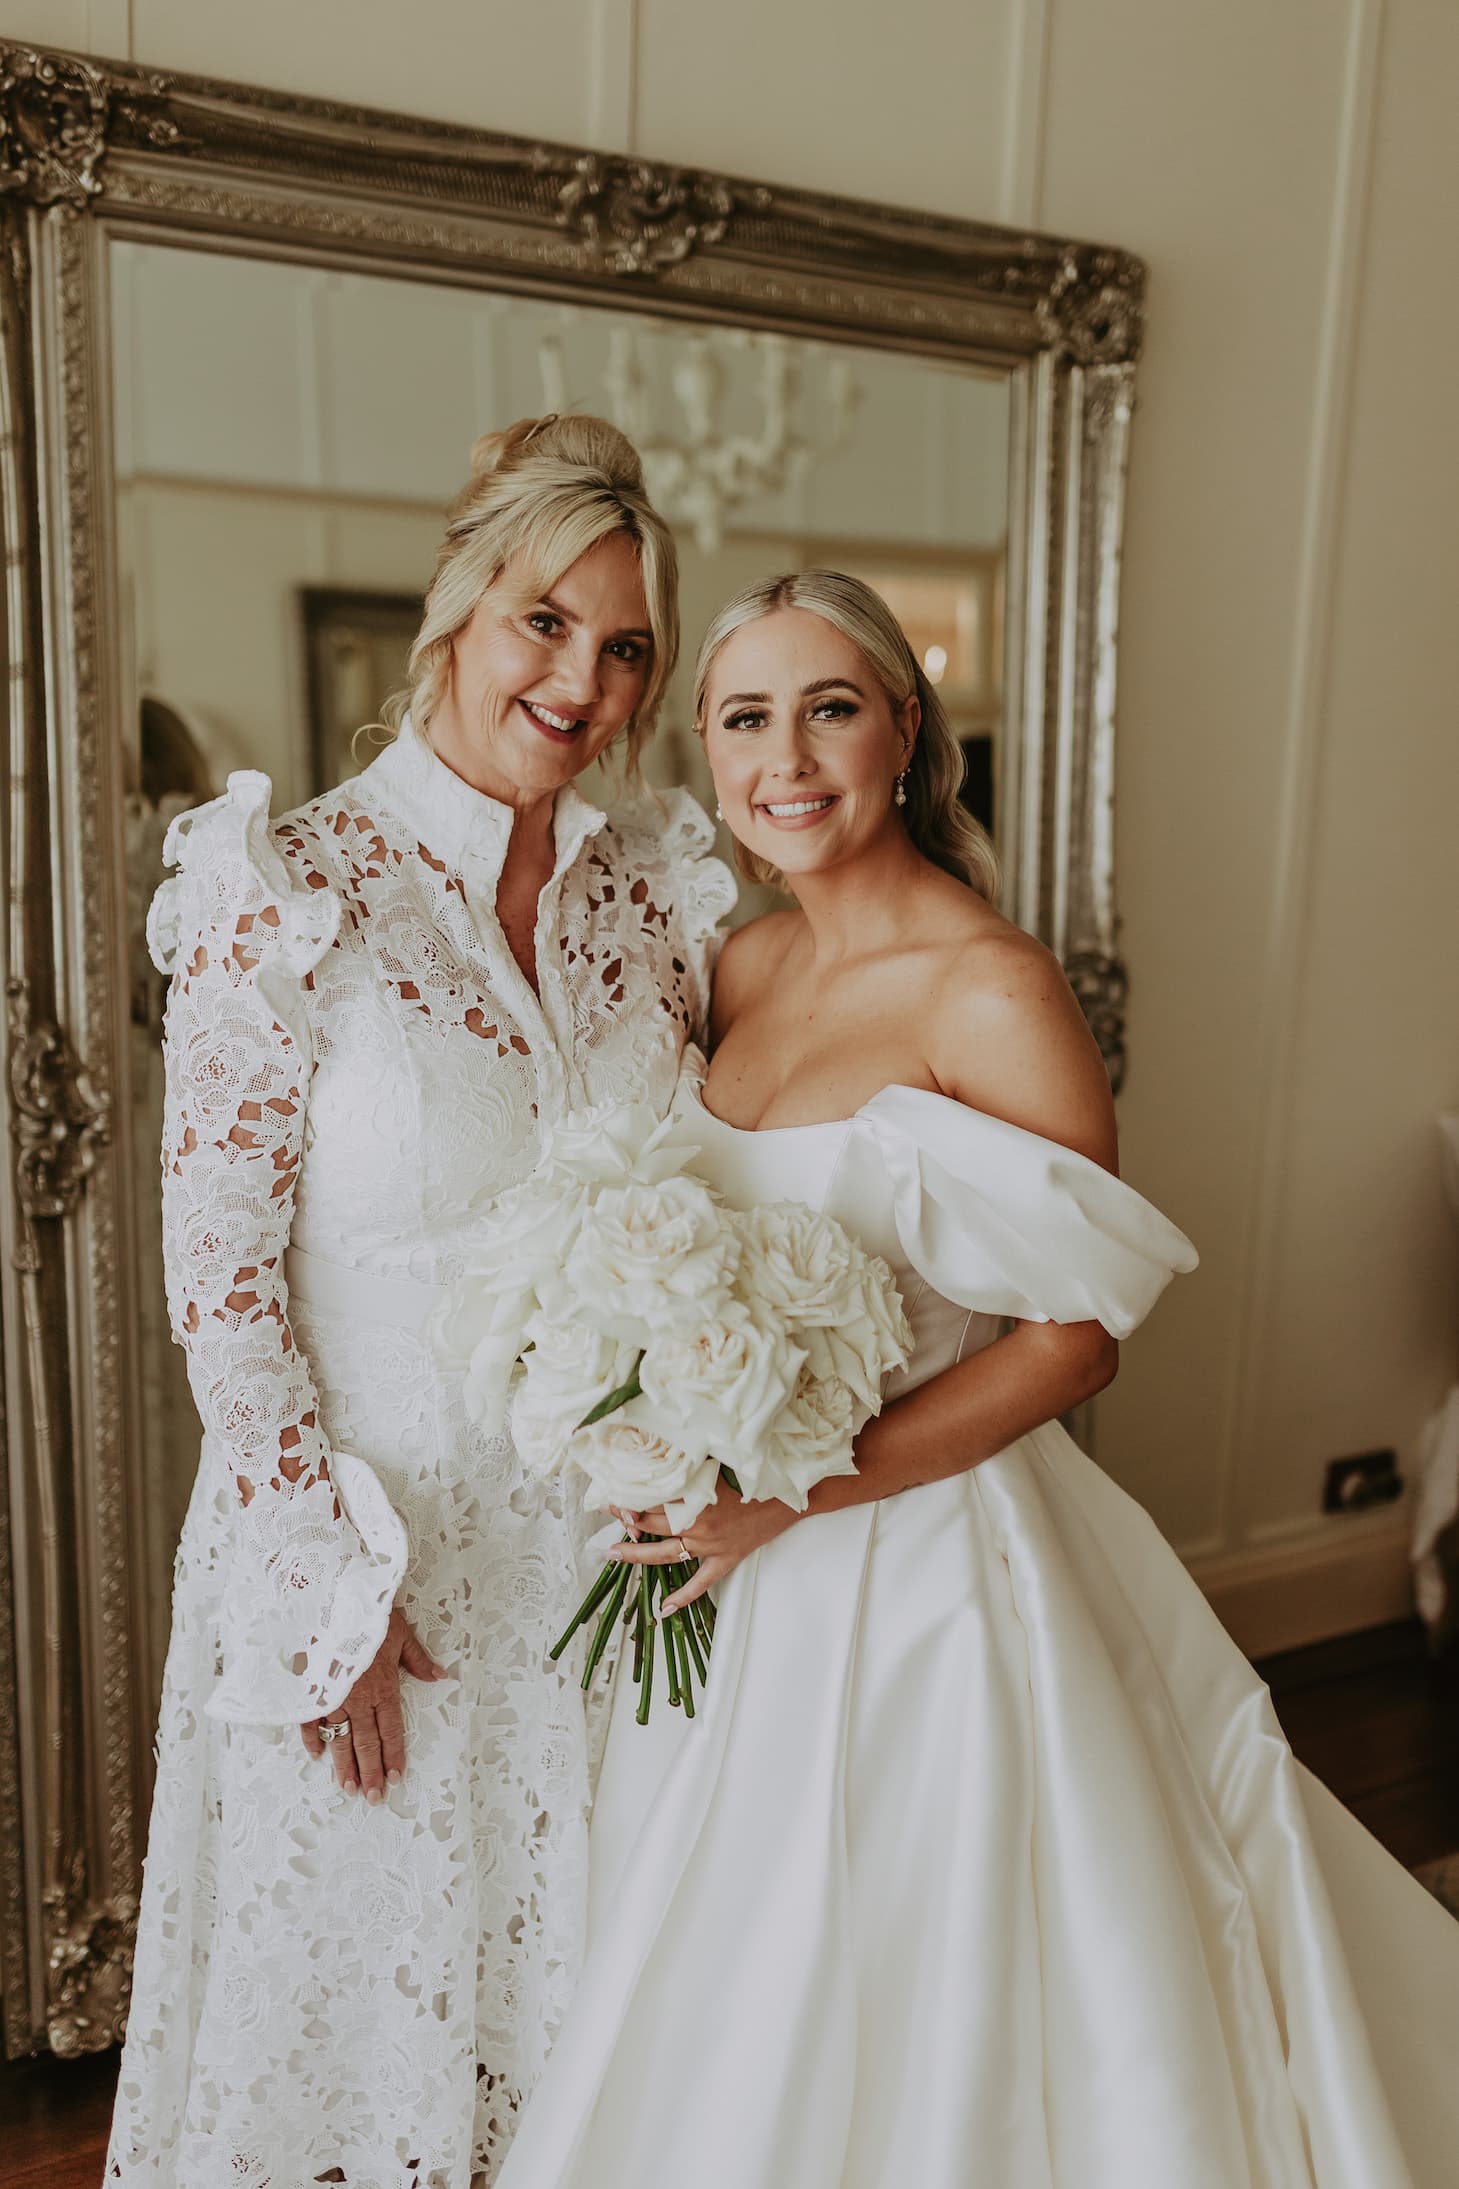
[106,725,734,2188]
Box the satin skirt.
[499,1423,1459,2188]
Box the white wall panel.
[636,0,1017,216]
[1238,0,1459,1540]
[1036,1,1353,1547]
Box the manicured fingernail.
[345,1779,358,1795]
[366,1787,382,1805]
[387,1769,402,1785]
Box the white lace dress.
[104,718,734,2189]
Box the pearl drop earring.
[894,771,908,808]
[715,802,724,821]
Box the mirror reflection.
[111,239,1012,1705]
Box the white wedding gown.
[500,1056,1459,2189]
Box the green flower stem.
[548,1548,626,1665]
[579,1559,632,1691]
[679,1599,708,1685]
[631,1574,647,1684]
[662,1578,683,1709]
[672,1612,696,1717]
[636,1569,656,1724]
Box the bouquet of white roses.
[436,1086,912,1721]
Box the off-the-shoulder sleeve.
[852,1086,1198,1340]
[151,770,408,1725]
[654,788,738,1040]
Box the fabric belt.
[284,1245,448,1333]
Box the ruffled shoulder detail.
[146,771,342,1062]
[850,1085,1198,1340]
[146,769,341,978]
[610,786,736,1036]
[655,784,739,932]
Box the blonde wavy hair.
[382,413,678,777]
[693,568,1000,900]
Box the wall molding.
[1191,1514,1414,1661]
[587,0,640,156]
[1213,0,1388,1549]
[999,0,1052,229]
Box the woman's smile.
[755,792,841,827]
[518,696,590,743]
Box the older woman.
[105,414,734,2189]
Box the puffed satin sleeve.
[851,1086,1199,1339]
[149,771,409,1725]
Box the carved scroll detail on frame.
[0,46,185,212]
[536,149,773,274]
[1064,951,1130,1097]
[6,981,108,1228]
[1037,245,1145,369]
[0,48,108,211]
[44,1857,135,2059]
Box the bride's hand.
[607,1483,798,1615]
[299,1609,448,1800]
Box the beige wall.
[15,0,1459,1644]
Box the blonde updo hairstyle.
[384,413,678,777]
[693,568,1000,901]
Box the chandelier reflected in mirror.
[538,317,859,553]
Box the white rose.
[437,1178,593,1427]
[568,1177,739,1341]
[488,1177,592,1289]
[510,1306,639,1479]
[638,1300,802,1467]
[569,1401,719,1525]
[751,1365,863,1510]
[435,1282,534,1434]
[731,1206,912,1410]
[542,1101,697,1189]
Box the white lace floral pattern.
[106,721,735,2188]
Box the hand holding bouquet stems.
[438,1069,911,1720]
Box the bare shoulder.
[708,908,802,1045]
[928,912,1117,1171]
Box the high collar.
[359,714,608,888]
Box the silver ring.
[318,1717,352,1746]
[676,1535,691,1561]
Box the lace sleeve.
[150,772,408,1726]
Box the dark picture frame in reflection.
[301,586,421,797]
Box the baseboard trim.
[1188,1521,1416,1660]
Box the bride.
[499,568,1459,2189]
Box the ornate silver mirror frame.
[0,42,1143,2056]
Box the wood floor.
[4,1618,1457,2189]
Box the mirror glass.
[110,239,1012,1703]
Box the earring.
[715,802,724,821]
[894,771,908,808]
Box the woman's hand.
[607,1481,799,1615]
[300,1609,448,1801]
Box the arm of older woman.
[154,788,445,1801]
[612,937,1119,1618]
